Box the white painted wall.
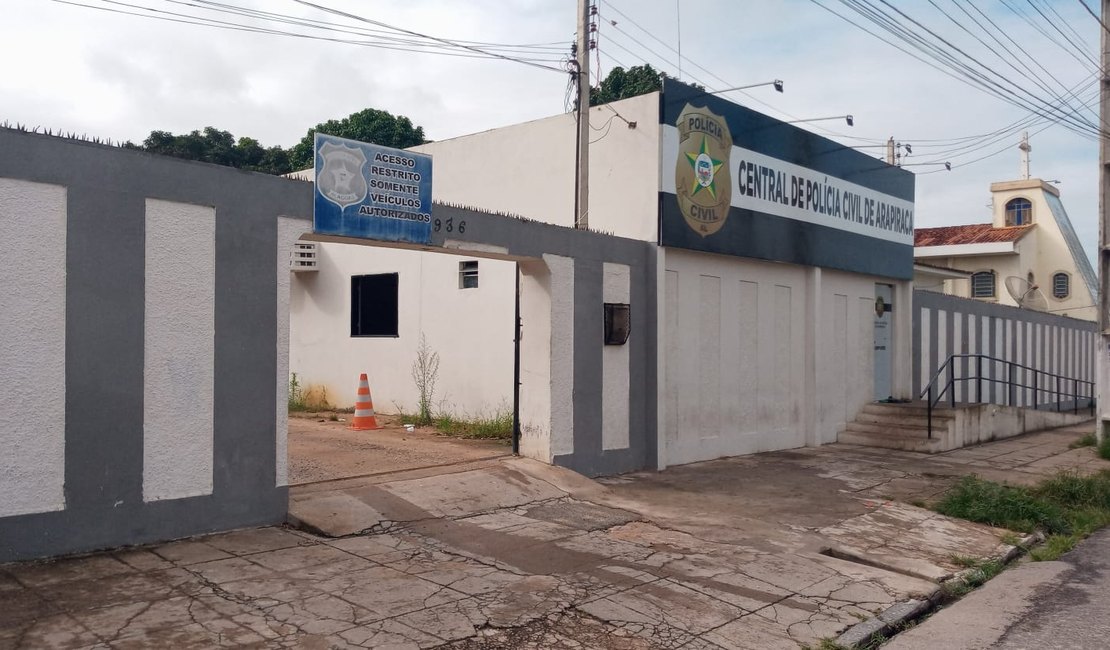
[0,179,67,517]
[662,249,904,466]
[289,241,516,417]
[143,199,215,502]
[816,270,887,444]
[663,249,807,465]
[412,93,661,241]
[276,217,311,487]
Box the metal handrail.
[918,353,1095,438]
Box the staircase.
[838,402,956,453]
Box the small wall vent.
[291,241,318,272]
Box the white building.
[290,80,917,469]
[914,177,1096,321]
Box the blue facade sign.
[313,133,433,244]
[659,78,915,280]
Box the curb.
[834,531,1044,648]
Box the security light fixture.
[785,115,854,127]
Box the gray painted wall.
[0,129,313,563]
[913,290,1096,408]
[426,205,659,476]
[0,130,658,561]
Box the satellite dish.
[1004,276,1049,311]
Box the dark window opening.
[459,260,479,289]
[971,271,996,298]
[351,273,399,337]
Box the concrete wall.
[416,205,659,477]
[411,93,661,241]
[0,128,312,562]
[659,248,911,467]
[913,290,1096,408]
[289,243,516,415]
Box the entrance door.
[873,284,893,401]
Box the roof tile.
[914,223,1033,246]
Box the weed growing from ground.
[400,407,513,440]
[935,470,1110,561]
[1099,436,1110,461]
[1070,433,1097,449]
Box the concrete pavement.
[886,526,1110,650]
[1,421,1104,649]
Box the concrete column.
[517,254,574,463]
[803,266,822,447]
[893,279,914,399]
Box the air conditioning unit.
[290,241,318,272]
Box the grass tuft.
[934,475,1069,534]
[1099,436,1110,461]
[1070,433,1097,449]
[935,470,1110,563]
[399,407,513,440]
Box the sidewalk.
[886,526,1110,650]
[1,422,1101,649]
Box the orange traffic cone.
[349,373,381,431]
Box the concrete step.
[838,429,948,453]
[854,411,954,429]
[841,421,945,439]
[858,403,956,419]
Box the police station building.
[295,78,915,471]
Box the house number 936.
[433,218,466,234]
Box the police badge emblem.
[675,104,732,237]
[318,141,368,210]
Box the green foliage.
[1099,436,1110,460]
[133,107,426,175]
[590,64,664,106]
[288,108,427,170]
[1030,533,1081,561]
[935,475,1069,534]
[1070,433,1097,449]
[410,333,440,425]
[936,470,1110,563]
[287,372,331,412]
[399,407,513,441]
[942,558,1004,598]
[288,372,308,412]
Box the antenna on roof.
[1019,131,1031,180]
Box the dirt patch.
[288,411,510,485]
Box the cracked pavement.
[1,421,1102,649]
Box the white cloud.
[1,0,1099,261]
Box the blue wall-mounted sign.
[313,133,433,244]
[659,78,915,280]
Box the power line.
[290,0,566,73]
[48,0,568,69]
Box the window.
[459,260,478,289]
[970,271,996,298]
[1052,272,1070,299]
[1005,198,1032,226]
[351,273,398,337]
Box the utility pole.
[1099,0,1110,441]
[886,137,896,165]
[573,0,592,230]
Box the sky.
[1,0,1102,261]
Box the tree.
[590,64,663,106]
[130,107,427,175]
[288,108,427,171]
